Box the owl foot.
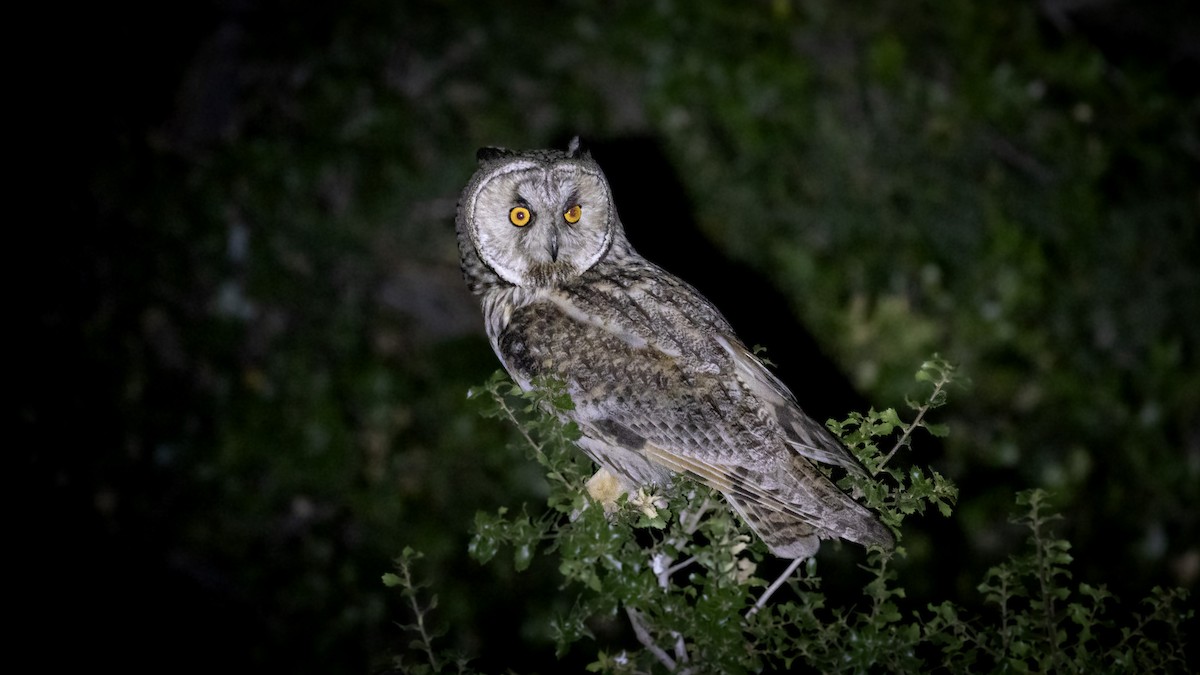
[586,467,626,514]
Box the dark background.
[18,1,1198,671]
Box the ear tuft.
[476,147,512,164]
[566,136,590,159]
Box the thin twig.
[655,554,698,591]
[672,630,689,666]
[399,558,441,671]
[746,557,805,619]
[680,497,712,534]
[493,392,574,488]
[998,571,1012,655]
[626,606,677,671]
[665,556,698,578]
[1030,500,1061,666]
[877,378,947,473]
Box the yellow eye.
[509,206,531,227]
[563,204,582,224]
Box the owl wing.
[712,335,870,478]
[628,332,888,552]
[496,263,891,552]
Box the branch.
[626,606,677,671]
[877,376,947,473]
[397,554,441,672]
[746,557,805,619]
[680,496,713,534]
[491,389,575,489]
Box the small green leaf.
[925,422,950,437]
[514,543,534,571]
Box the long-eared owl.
[455,138,892,559]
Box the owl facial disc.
[465,159,614,288]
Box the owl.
[455,138,893,559]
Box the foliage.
[925,490,1193,673]
[50,0,1196,670]
[392,359,1192,672]
[383,547,472,674]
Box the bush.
[391,358,1192,672]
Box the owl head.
[456,138,630,292]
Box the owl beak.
[547,228,560,262]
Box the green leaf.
[925,422,950,437]
[514,543,534,572]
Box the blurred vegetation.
[22,0,1197,671]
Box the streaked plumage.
[456,139,892,558]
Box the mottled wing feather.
[496,260,892,553]
[713,335,870,477]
